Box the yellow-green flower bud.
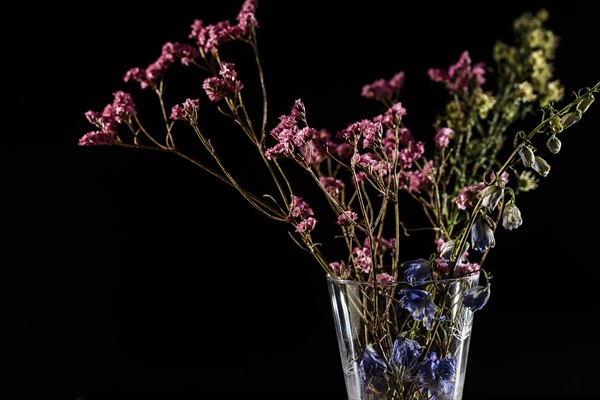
[477,92,496,119]
[516,81,537,103]
[542,80,565,106]
[546,135,561,154]
[548,115,563,133]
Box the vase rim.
[326,270,479,287]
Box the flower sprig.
[448,82,598,273]
[78,1,598,296]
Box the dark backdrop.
[4,1,599,399]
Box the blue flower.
[437,355,456,381]
[417,351,439,385]
[390,337,424,367]
[436,356,457,395]
[360,344,388,378]
[462,284,491,311]
[470,214,496,252]
[398,288,438,330]
[401,258,432,285]
[359,344,390,396]
[418,352,457,399]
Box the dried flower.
[462,284,492,311]
[517,170,539,192]
[531,155,551,177]
[546,134,562,154]
[577,92,595,113]
[502,201,523,230]
[78,0,598,286]
[75,3,599,398]
[390,338,424,367]
[560,111,583,130]
[402,259,432,285]
[470,215,496,253]
[398,289,439,330]
[518,145,536,168]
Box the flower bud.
[560,111,582,130]
[502,202,523,230]
[462,284,491,311]
[548,115,563,133]
[478,184,504,211]
[361,344,388,376]
[577,93,595,114]
[470,215,496,253]
[439,240,455,260]
[546,135,561,154]
[531,155,551,177]
[518,145,535,168]
[401,259,432,285]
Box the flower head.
[401,259,432,285]
[170,98,200,123]
[434,127,455,148]
[428,51,486,95]
[502,201,523,230]
[203,62,244,102]
[398,289,439,330]
[462,284,492,311]
[361,71,405,102]
[418,352,457,398]
[360,344,388,378]
[390,337,424,367]
[471,215,496,252]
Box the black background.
[4,1,600,399]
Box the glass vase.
[326,272,480,400]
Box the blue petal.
[360,344,388,378]
[402,258,432,285]
[390,338,424,367]
[462,284,491,311]
[470,217,495,252]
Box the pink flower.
[203,62,244,102]
[170,99,200,123]
[336,211,358,226]
[456,182,486,210]
[428,51,486,95]
[361,71,405,101]
[434,127,455,148]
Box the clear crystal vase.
[326,272,480,400]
